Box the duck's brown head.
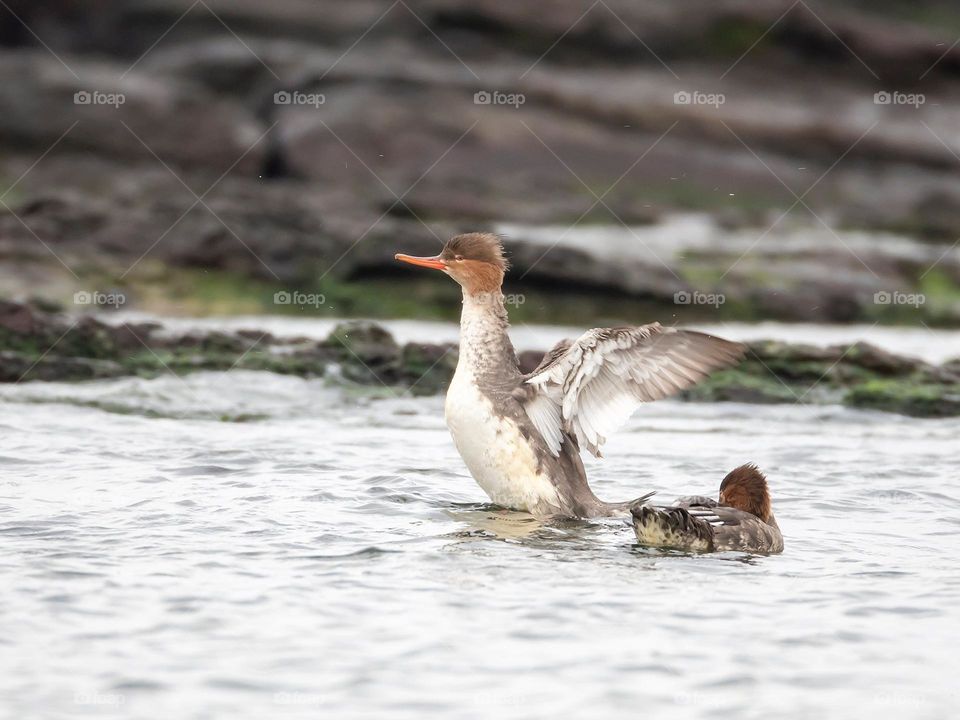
[395,233,507,294]
[719,463,772,522]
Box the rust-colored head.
[395,232,507,294]
[719,463,772,522]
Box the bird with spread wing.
[396,233,758,521]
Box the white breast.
[444,367,560,514]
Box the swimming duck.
[632,463,783,553]
[395,232,746,519]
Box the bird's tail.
[631,505,715,552]
[599,490,656,516]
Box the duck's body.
[444,291,612,517]
[633,464,783,554]
[396,233,746,520]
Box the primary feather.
[522,323,744,457]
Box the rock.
[0,51,267,176]
[0,351,126,382]
[838,341,925,377]
[0,155,335,284]
[322,320,402,384]
[1,302,958,417]
[0,300,39,335]
[845,381,960,418]
[111,322,163,352]
[942,357,960,378]
[3,2,960,324]
[400,343,457,394]
[682,370,800,405]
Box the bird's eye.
[455,255,464,261]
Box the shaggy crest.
[719,463,772,522]
[440,233,508,272]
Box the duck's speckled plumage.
[632,464,784,554]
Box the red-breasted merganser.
[633,463,783,553]
[395,233,746,519]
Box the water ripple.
[0,373,957,719]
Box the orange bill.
[394,253,446,270]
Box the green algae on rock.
[1,301,958,417]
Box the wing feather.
[520,324,744,457]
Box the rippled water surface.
[2,330,959,718]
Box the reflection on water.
[1,367,958,719]
[445,508,544,541]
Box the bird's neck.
[457,290,519,379]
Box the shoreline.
[3,301,958,417]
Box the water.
[2,324,959,719]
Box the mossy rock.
[56,320,124,360]
[0,350,126,382]
[844,380,960,417]
[840,342,921,376]
[322,321,400,363]
[682,369,798,404]
[401,343,457,395]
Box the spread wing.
[521,323,744,457]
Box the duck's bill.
[394,253,446,270]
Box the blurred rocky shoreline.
[1,1,960,324]
[3,301,958,417]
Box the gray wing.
[529,339,573,375]
[684,506,784,554]
[520,323,745,457]
[675,495,718,508]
